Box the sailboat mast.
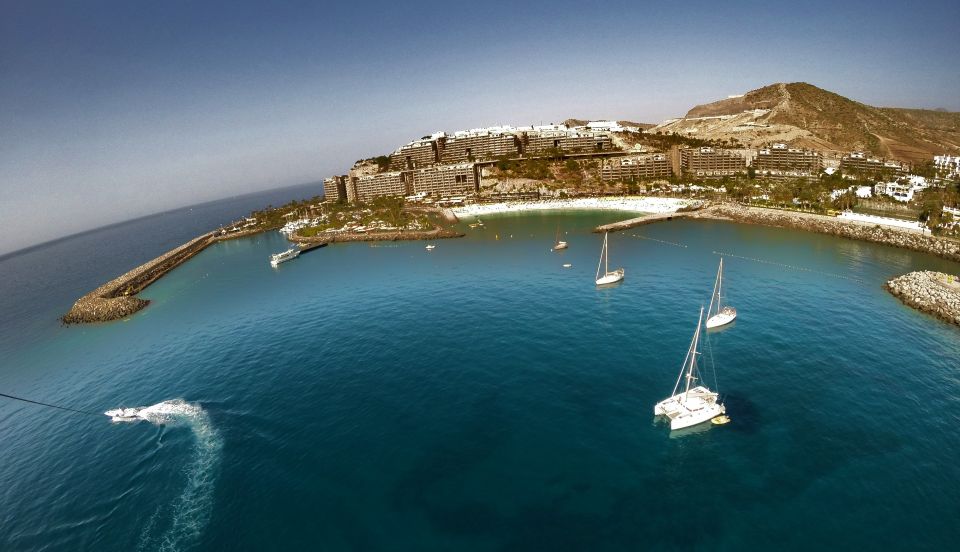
[707,259,721,317]
[716,258,723,310]
[605,233,609,274]
[596,234,605,280]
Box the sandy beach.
[450,197,697,217]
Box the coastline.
[685,203,960,263]
[62,197,960,325]
[886,271,960,327]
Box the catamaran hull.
[595,269,624,286]
[654,386,725,430]
[669,404,725,430]
[706,310,736,328]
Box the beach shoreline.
[450,197,697,218]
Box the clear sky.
[2,0,958,255]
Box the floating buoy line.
[631,233,688,248]
[711,250,865,283]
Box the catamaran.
[552,225,568,251]
[705,258,737,328]
[269,247,300,267]
[654,307,725,430]
[595,232,624,285]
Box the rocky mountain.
[651,82,960,162]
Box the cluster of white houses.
[323,121,950,204]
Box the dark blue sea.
[1,190,959,550]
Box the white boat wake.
[108,399,223,552]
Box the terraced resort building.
[680,146,746,177]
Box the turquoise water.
[2,208,960,550]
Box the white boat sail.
[654,307,725,430]
[269,247,300,267]
[705,258,737,328]
[594,232,624,285]
[552,225,568,251]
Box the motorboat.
[425,244,436,250]
[269,247,300,267]
[104,407,142,422]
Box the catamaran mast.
[684,307,705,396]
[671,307,705,397]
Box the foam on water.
[117,400,223,552]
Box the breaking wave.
[124,400,223,552]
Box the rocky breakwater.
[62,232,216,324]
[695,204,960,263]
[886,271,960,327]
[290,226,464,246]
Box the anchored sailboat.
[552,225,568,251]
[595,232,624,285]
[654,307,725,430]
[706,258,737,328]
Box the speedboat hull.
[105,407,142,422]
[595,269,624,286]
[706,307,737,328]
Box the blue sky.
[1,0,958,254]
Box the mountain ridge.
[652,82,960,162]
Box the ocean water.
[1,202,959,550]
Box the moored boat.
[595,232,624,285]
[706,258,737,328]
[269,247,300,267]
[654,307,725,430]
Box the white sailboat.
[552,225,568,251]
[654,307,725,430]
[595,232,624,285]
[705,258,737,329]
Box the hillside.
[651,82,960,162]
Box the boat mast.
[596,233,606,280]
[684,307,705,396]
[671,307,704,398]
[707,259,722,317]
[605,233,609,274]
[716,258,724,311]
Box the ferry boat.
[269,247,300,267]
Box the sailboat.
[705,258,737,329]
[594,232,624,285]
[552,225,568,251]
[654,307,725,430]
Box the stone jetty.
[594,210,696,232]
[290,226,464,246]
[62,232,217,324]
[886,271,960,327]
